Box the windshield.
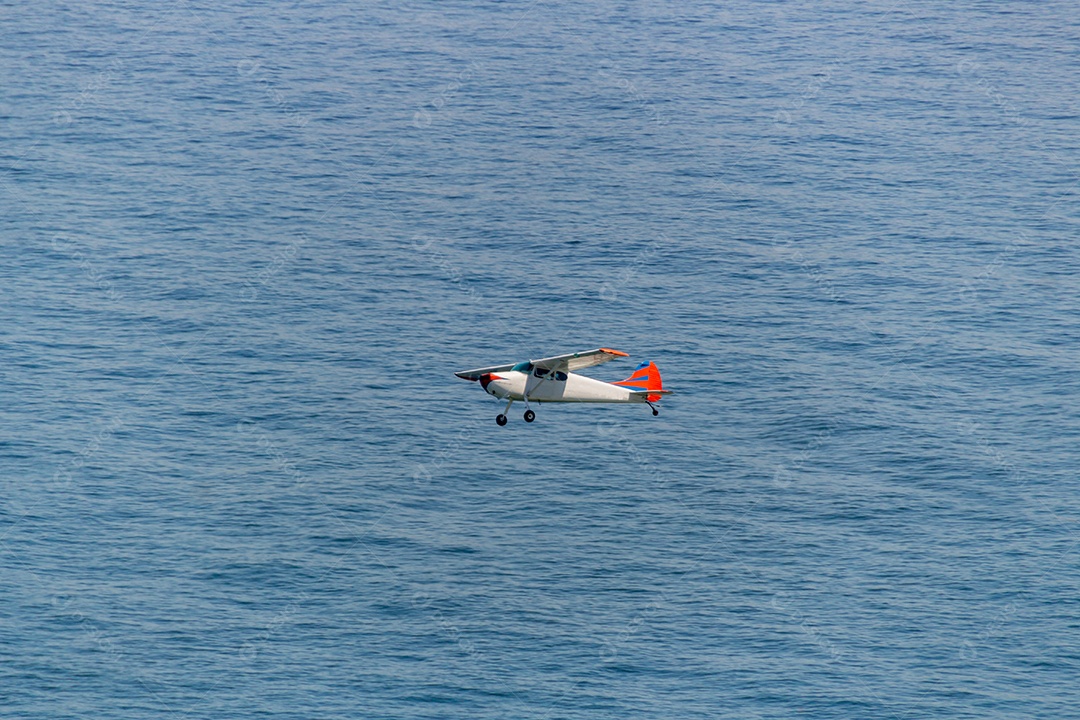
[511,361,533,372]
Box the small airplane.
[455,347,672,425]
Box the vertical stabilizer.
[613,361,665,402]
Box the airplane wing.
[455,362,518,381]
[456,348,629,380]
[531,347,629,373]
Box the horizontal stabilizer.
[629,389,673,396]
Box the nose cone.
[479,373,502,391]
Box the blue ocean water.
[3,1,1080,717]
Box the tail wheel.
[496,414,508,426]
[523,409,536,423]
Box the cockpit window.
[532,367,568,381]
[555,371,567,381]
[511,362,533,372]
[533,366,547,378]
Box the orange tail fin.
[613,361,665,402]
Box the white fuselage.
[484,370,644,404]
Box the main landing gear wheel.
[496,398,514,426]
[524,409,536,423]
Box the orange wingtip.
[599,347,629,357]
